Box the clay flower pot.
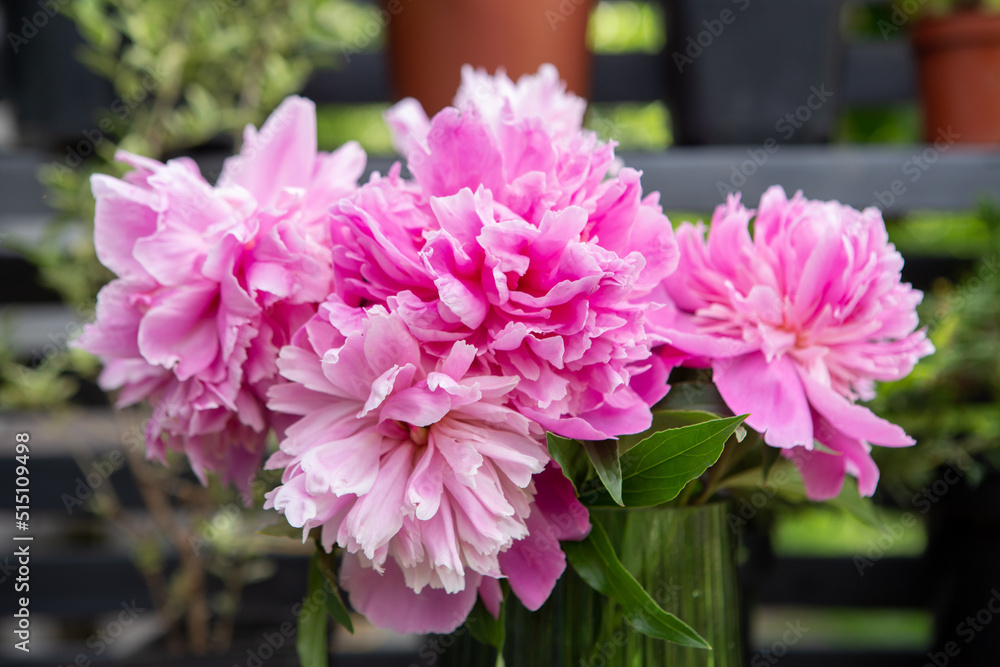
[385,0,594,115]
[912,10,1000,144]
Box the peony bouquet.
[76,65,933,657]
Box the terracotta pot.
[912,10,1000,144]
[385,0,594,115]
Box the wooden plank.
[0,153,50,215]
[0,552,308,617]
[841,40,917,106]
[0,455,144,511]
[763,651,926,667]
[753,557,932,608]
[4,147,997,224]
[301,53,392,103]
[625,146,1000,215]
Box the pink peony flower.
[338,463,589,634]
[655,186,934,499]
[264,302,589,633]
[75,97,365,492]
[386,64,587,155]
[330,66,679,440]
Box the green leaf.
[585,415,748,507]
[316,550,354,633]
[297,552,330,667]
[546,432,588,492]
[546,432,578,477]
[582,439,624,506]
[617,409,721,453]
[563,519,711,649]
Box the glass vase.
[438,503,742,666]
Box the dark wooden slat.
[3,649,418,667]
[0,153,50,215]
[0,455,143,510]
[0,256,62,303]
[3,549,931,617]
[762,651,926,667]
[592,53,667,103]
[841,40,918,106]
[300,53,392,104]
[756,556,932,607]
[0,553,308,618]
[0,553,156,617]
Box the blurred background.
[1,0,999,665]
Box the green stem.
[695,434,751,504]
[675,478,700,507]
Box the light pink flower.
[331,66,678,440]
[386,63,587,154]
[76,97,365,492]
[655,186,933,499]
[264,303,588,633]
[338,463,589,634]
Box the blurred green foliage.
[771,506,927,557]
[63,0,354,160]
[874,200,1000,498]
[589,0,665,53]
[35,0,360,309]
[3,0,356,410]
[316,103,394,154]
[834,105,920,145]
[887,210,993,258]
[844,0,1000,40]
[586,102,672,151]
[313,100,676,155]
[754,607,931,651]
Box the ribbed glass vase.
[438,503,742,666]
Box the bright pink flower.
[76,97,365,492]
[264,302,589,633]
[655,187,933,499]
[329,164,437,308]
[332,66,678,440]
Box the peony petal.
[91,173,160,281]
[799,370,914,447]
[340,554,479,634]
[713,352,813,448]
[137,282,222,380]
[218,96,318,206]
[478,577,503,619]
